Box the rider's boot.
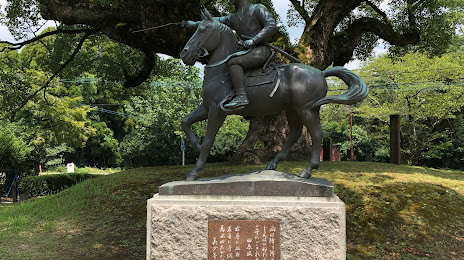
[224,65,249,109]
[225,88,248,108]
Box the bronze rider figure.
[184,0,277,110]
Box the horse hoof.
[266,161,277,170]
[186,173,198,181]
[298,169,311,179]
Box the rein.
[205,49,251,68]
[132,22,182,33]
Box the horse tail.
[311,66,369,109]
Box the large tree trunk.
[231,112,311,165]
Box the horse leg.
[298,108,322,179]
[266,109,303,170]
[186,106,226,181]
[181,104,208,152]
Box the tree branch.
[412,0,427,10]
[406,0,419,33]
[289,0,311,23]
[122,50,156,88]
[330,17,420,65]
[11,31,97,116]
[0,28,98,52]
[364,0,392,26]
[431,92,464,129]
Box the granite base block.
[147,194,346,260]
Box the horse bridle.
[189,21,215,61]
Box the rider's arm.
[214,15,233,28]
[251,4,277,45]
[184,15,232,29]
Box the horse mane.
[213,22,239,47]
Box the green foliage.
[0,66,35,120]
[210,115,249,161]
[0,120,34,193]
[99,0,121,8]
[1,0,42,40]
[120,62,203,167]
[84,121,122,167]
[0,26,150,170]
[319,35,464,167]
[356,44,464,167]
[321,111,388,162]
[44,143,69,168]
[0,121,31,166]
[388,0,464,56]
[287,0,464,60]
[119,60,249,167]
[19,173,98,197]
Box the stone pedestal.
[147,170,346,260]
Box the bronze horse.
[180,13,368,181]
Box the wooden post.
[323,138,332,161]
[390,114,401,165]
[332,145,342,161]
[350,106,354,161]
[11,181,17,202]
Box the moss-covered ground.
[0,161,463,259]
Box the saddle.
[245,66,280,93]
[220,52,282,111]
[246,49,280,94]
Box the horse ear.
[200,10,207,20]
[203,9,214,21]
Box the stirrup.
[220,91,241,111]
[220,101,245,112]
[220,91,235,104]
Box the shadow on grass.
[336,181,464,259]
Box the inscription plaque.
[208,220,280,260]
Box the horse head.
[180,10,220,66]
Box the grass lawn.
[0,161,463,259]
[43,167,120,175]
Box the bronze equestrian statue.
[180,8,368,181]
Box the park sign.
[67,163,75,173]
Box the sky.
[0,0,388,70]
[0,0,14,42]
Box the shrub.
[0,120,33,194]
[75,167,91,174]
[19,173,98,197]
